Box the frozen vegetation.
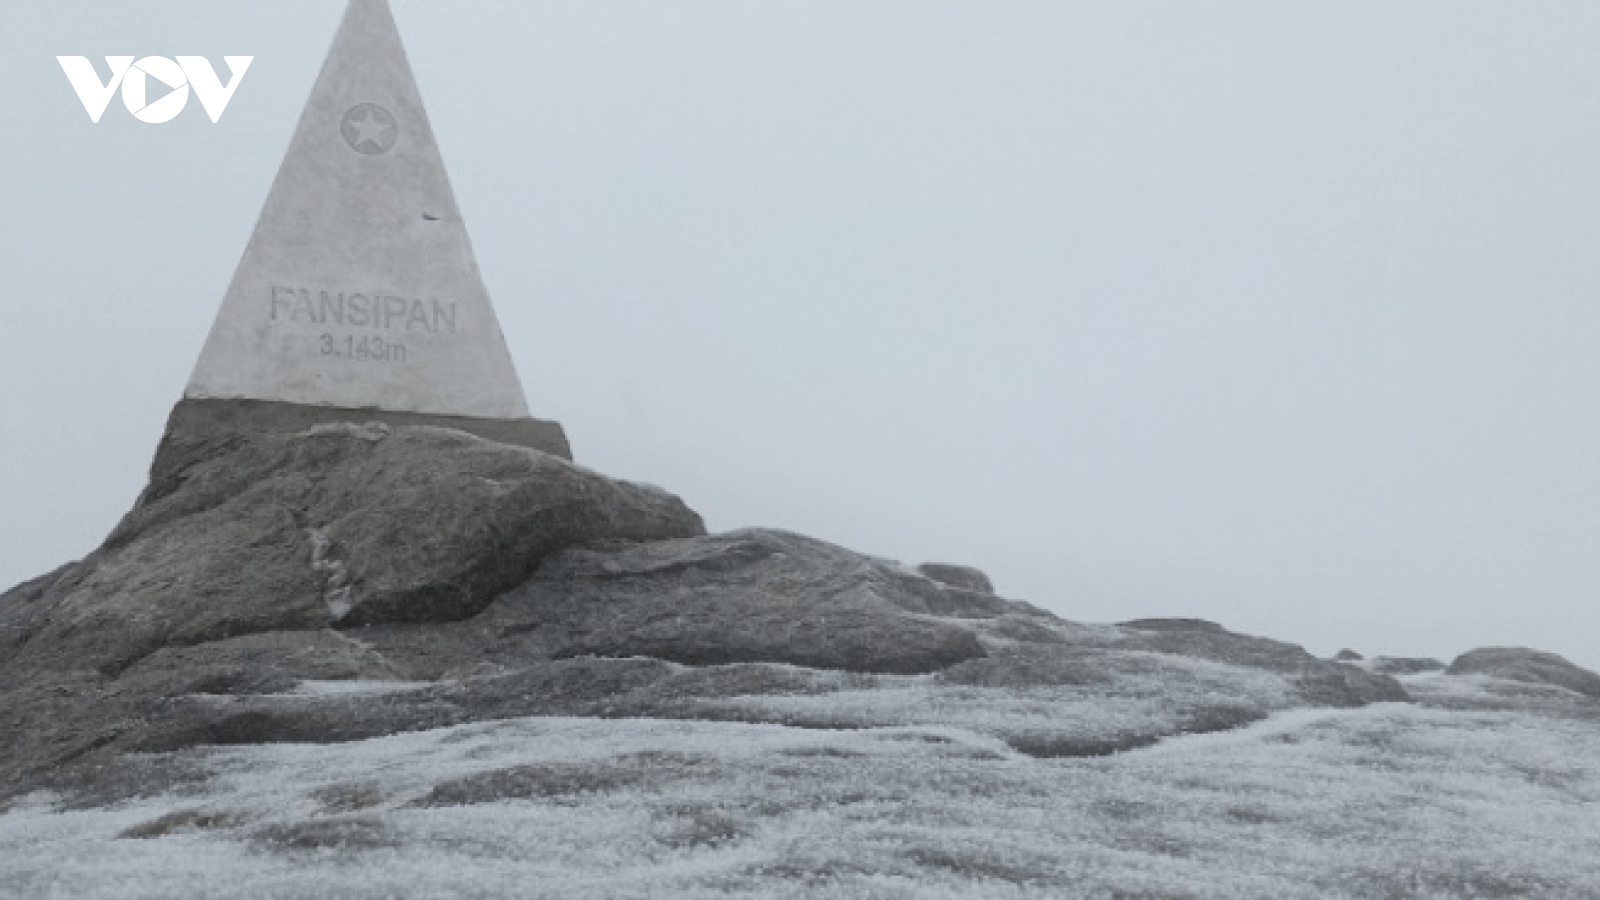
[3,670,1599,899]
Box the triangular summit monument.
[165,0,569,461]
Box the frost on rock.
[3,703,1599,899]
[2,425,1596,896]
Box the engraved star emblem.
[348,108,393,148]
[340,103,398,155]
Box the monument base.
[151,397,571,487]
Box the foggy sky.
[3,1,1597,669]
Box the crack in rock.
[308,528,352,620]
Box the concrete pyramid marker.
[174,0,568,459]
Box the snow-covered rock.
[1448,647,1600,699]
[1370,655,1446,674]
[8,422,1596,896]
[915,562,995,594]
[1115,618,1406,706]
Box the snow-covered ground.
[4,674,1598,899]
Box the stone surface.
[1,424,702,678]
[116,630,405,697]
[1116,618,1407,706]
[1117,617,1227,634]
[915,563,995,594]
[1448,647,1600,699]
[1115,618,1312,672]
[0,423,1440,806]
[1333,649,1363,661]
[153,400,571,491]
[1370,656,1446,675]
[186,0,534,420]
[493,529,999,674]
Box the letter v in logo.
[177,57,253,123]
[57,56,134,123]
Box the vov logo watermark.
[57,56,253,123]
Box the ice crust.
[4,682,1598,899]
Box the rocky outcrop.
[490,530,1003,675]
[1,423,704,677]
[153,397,572,480]
[1115,618,1407,706]
[1371,656,1445,675]
[1448,648,1600,699]
[1116,617,1335,672]
[0,421,1444,803]
[916,563,995,595]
